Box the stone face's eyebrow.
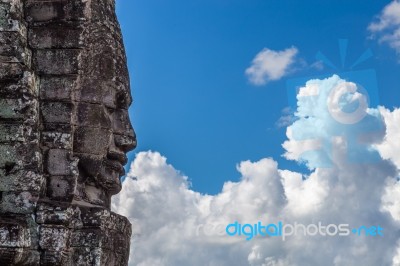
[0,0,135,264]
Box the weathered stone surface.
[0,31,31,66]
[41,101,73,124]
[39,225,70,251]
[0,1,26,33]
[41,131,72,149]
[73,127,111,155]
[0,0,135,264]
[0,169,44,192]
[0,62,25,80]
[0,191,40,214]
[75,103,111,128]
[0,216,31,248]
[33,49,81,75]
[47,175,76,201]
[29,23,84,49]
[40,250,71,266]
[0,71,38,99]
[0,248,41,266]
[46,149,72,175]
[39,76,76,101]
[0,97,38,121]
[36,202,82,228]
[0,143,41,170]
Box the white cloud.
[113,75,400,266]
[375,107,400,169]
[245,47,298,85]
[393,242,400,266]
[369,1,400,57]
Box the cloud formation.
[113,75,400,266]
[245,47,298,85]
[369,1,400,57]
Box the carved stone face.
[29,2,135,208]
[73,86,136,206]
[71,23,137,207]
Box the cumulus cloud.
[283,75,385,169]
[113,75,400,266]
[245,47,298,85]
[369,1,400,57]
[375,107,400,169]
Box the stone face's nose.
[111,107,137,153]
[114,131,137,153]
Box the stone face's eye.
[106,107,115,115]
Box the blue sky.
[112,1,400,265]
[116,0,400,195]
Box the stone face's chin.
[99,162,123,195]
[74,153,123,203]
[106,160,126,178]
[78,157,123,197]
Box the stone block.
[0,0,23,19]
[41,101,73,124]
[73,127,111,155]
[0,62,24,80]
[45,149,71,175]
[75,103,111,128]
[0,71,38,99]
[39,225,69,251]
[36,202,82,228]
[0,124,24,143]
[47,175,76,202]
[0,98,38,124]
[0,1,25,32]
[29,23,84,49]
[0,216,31,248]
[0,144,17,168]
[0,143,42,170]
[0,169,43,192]
[70,228,130,254]
[0,31,30,66]
[40,249,71,266]
[71,247,101,266]
[0,191,39,214]
[71,246,128,266]
[33,49,80,75]
[41,131,72,149]
[25,0,89,23]
[74,78,117,108]
[70,228,104,248]
[19,144,42,170]
[42,122,72,132]
[79,208,131,234]
[39,75,76,101]
[0,248,40,266]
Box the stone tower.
[0,0,135,264]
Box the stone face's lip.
[107,150,127,165]
[104,158,125,176]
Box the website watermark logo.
[225,221,383,241]
[195,221,384,241]
[285,39,383,167]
